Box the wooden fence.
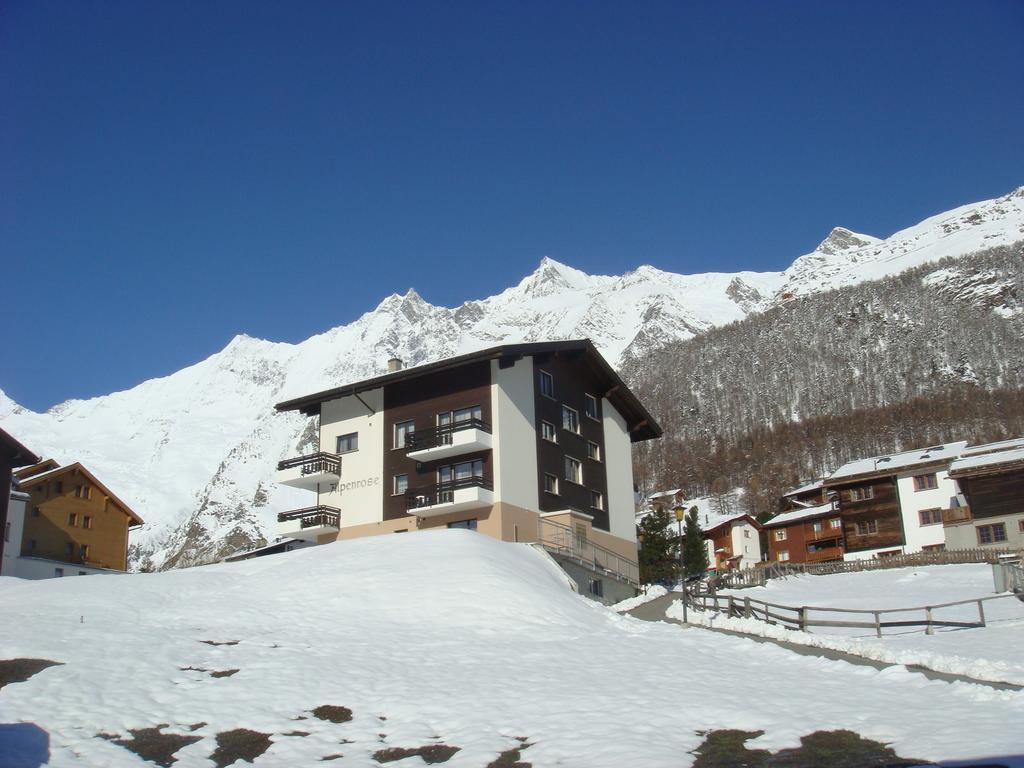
[710,548,1023,590]
[688,590,1018,638]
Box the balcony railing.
[277,505,341,529]
[537,517,640,587]
[405,476,493,510]
[405,418,492,452]
[941,506,972,526]
[277,452,341,476]
[805,526,844,542]
[805,546,845,563]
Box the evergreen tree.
[637,507,677,586]
[682,506,709,578]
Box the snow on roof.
[765,502,837,527]
[782,479,825,498]
[827,441,968,483]
[960,437,1024,457]
[949,446,1024,476]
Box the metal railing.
[537,517,640,587]
[405,418,492,452]
[276,452,341,476]
[277,505,341,529]
[405,476,492,510]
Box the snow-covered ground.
[2,533,1023,767]
[667,564,1024,686]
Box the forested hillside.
[626,243,1024,515]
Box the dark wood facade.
[0,429,39,564]
[954,469,1024,521]
[532,350,611,531]
[833,478,905,553]
[382,361,493,521]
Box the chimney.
[387,357,403,373]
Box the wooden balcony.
[941,506,972,526]
[805,546,844,563]
[276,452,341,491]
[406,419,493,461]
[405,477,494,517]
[804,526,843,542]
[277,505,341,541]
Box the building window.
[54,481,63,494]
[584,394,599,420]
[66,542,75,557]
[393,420,415,449]
[590,490,604,510]
[777,551,789,562]
[68,513,77,527]
[588,578,604,597]
[744,529,751,538]
[544,473,559,494]
[912,473,938,491]
[81,544,89,560]
[393,474,408,495]
[774,529,787,541]
[1019,519,1024,534]
[447,519,478,531]
[78,571,87,576]
[586,441,601,461]
[336,432,358,454]
[849,486,875,502]
[74,485,90,500]
[453,405,482,423]
[812,521,823,532]
[855,520,879,536]
[55,568,64,577]
[539,370,554,398]
[83,516,92,530]
[562,406,579,434]
[977,523,1007,545]
[541,421,557,443]
[564,456,582,484]
[830,518,842,529]
[919,508,942,526]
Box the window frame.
[68,512,77,527]
[562,405,580,435]
[539,370,554,399]
[777,550,790,562]
[774,529,787,541]
[392,473,409,496]
[977,523,1007,545]
[586,440,601,461]
[541,420,557,443]
[912,473,938,491]
[849,486,875,502]
[855,519,879,536]
[918,508,942,526]
[83,515,92,530]
[393,420,415,449]
[590,490,604,510]
[336,432,359,454]
[584,393,599,421]
[564,456,582,485]
[543,473,559,495]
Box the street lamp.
[673,505,687,623]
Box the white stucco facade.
[895,469,958,552]
[603,401,636,543]
[490,357,540,513]
[318,388,384,528]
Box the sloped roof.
[18,462,144,526]
[825,441,968,485]
[275,339,662,441]
[0,428,39,467]
[782,479,825,498]
[949,446,1024,478]
[764,502,838,528]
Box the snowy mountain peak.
[815,227,881,256]
[517,256,596,297]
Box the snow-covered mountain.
[2,187,1022,568]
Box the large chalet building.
[946,439,1024,550]
[3,458,144,579]
[272,340,661,601]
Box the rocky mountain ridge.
[2,186,1022,568]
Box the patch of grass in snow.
[178,666,239,678]
[0,658,62,690]
[485,737,533,767]
[209,728,272,767]
[373,744,461,764]
[100,725,201,768]
[691,729,930,768]
[199,639,240,646]
[312,704,353,723]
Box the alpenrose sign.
[331,477,381,494]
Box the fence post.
[798,606,807,632]
[874,611,881,638]
[925,607,933,635]
[977,599,986,628]
[727,595,735,618]
[743,596,751,618]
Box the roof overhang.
[0,428,40,467]
[275,340,662,442]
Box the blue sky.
[2,0,1022,411]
